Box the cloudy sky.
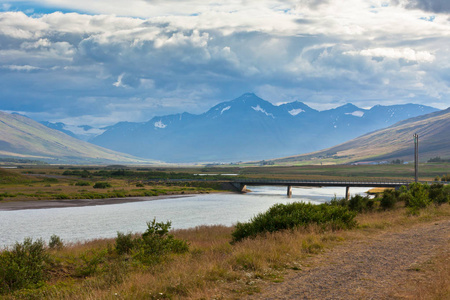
[0,0,449,128]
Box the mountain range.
[271,107,450,165]
[85,93,438,163]
[0,111,154,164]
[40,121,103,141]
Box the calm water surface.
[0,186,370,247]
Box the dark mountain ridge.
[89,93,438,163]
[0,111,153,164]
[271,107,450,165]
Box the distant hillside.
[271,107,450,165]
[90,93,438,163]
[0,111,155,164]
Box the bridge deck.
[233,179,414,188]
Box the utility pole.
[414,133,419,182]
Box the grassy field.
[1,202,448,299]
[0,167,230,202]
[1,164,449,299]
[0,163,448,202]
[217,163,449,181]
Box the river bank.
[0,194,197,211]
[0,180,239,210]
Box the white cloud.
[113,74,125,87]
[345,48,435,63]
[2,64,40,71]
[0,0,449,127]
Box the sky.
[0,0,449,128]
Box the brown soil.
[0,194,192,210]
[247,219,450,300]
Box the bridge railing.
[233,178,414,185]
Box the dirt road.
[248,219,450,299]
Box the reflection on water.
[0,186,370,247]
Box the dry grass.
[4,204,449,299]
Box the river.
[0,186,371,248]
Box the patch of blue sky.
[1,2,83,16]
[420,15,435,22]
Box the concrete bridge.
[232,179,414,199]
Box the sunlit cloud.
[0,0,449,127]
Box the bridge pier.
[287,185,292,198]
[230,183,247,193]
[345,186,350,200]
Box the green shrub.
[75,249,107,277]
[135,183,145,187]
[0,238,48,293]
[406,182,431,209]
[48,235,63,250]
[42,178,58,183]
[115,219,189,264]
[429,183,449,205]
[441,174,450,182]
[380,189,398,210]
[75,181,91,186]
[231,202,357,243]
[330,195,375,212]
[93,182,112,189]
[348,195,375,212]
[80,170,91,178]
[329,196,348,207]
[115,232,134,255]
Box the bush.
[441,174,450,182]
[380,189,398,210]
[330,195,375,212]
[75,181,91,186]
[429,183,449,205]
[75,249,107,277]
[93,182,112,189]
[136,220,189,263]
[406,182,431,209]
[48,235,63,250]
[348,195,375,212]
[329,196,348,207]
[115,219,189,264]
[231,202,357,243]
[0,238,48,293]
[115,232,134,255]
[135,183,145,187]
[42,178,58,183]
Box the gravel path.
[248,219,450,300]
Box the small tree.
[380,189,397,210]
[93,182,112,189]
[0,238,48,293]
[48,234,63,250]
[406,182,430,209]
[115,219,189,264]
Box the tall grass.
[1,200,449,299]
[231,202,357,242]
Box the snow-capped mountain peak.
[252,104,275,118]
